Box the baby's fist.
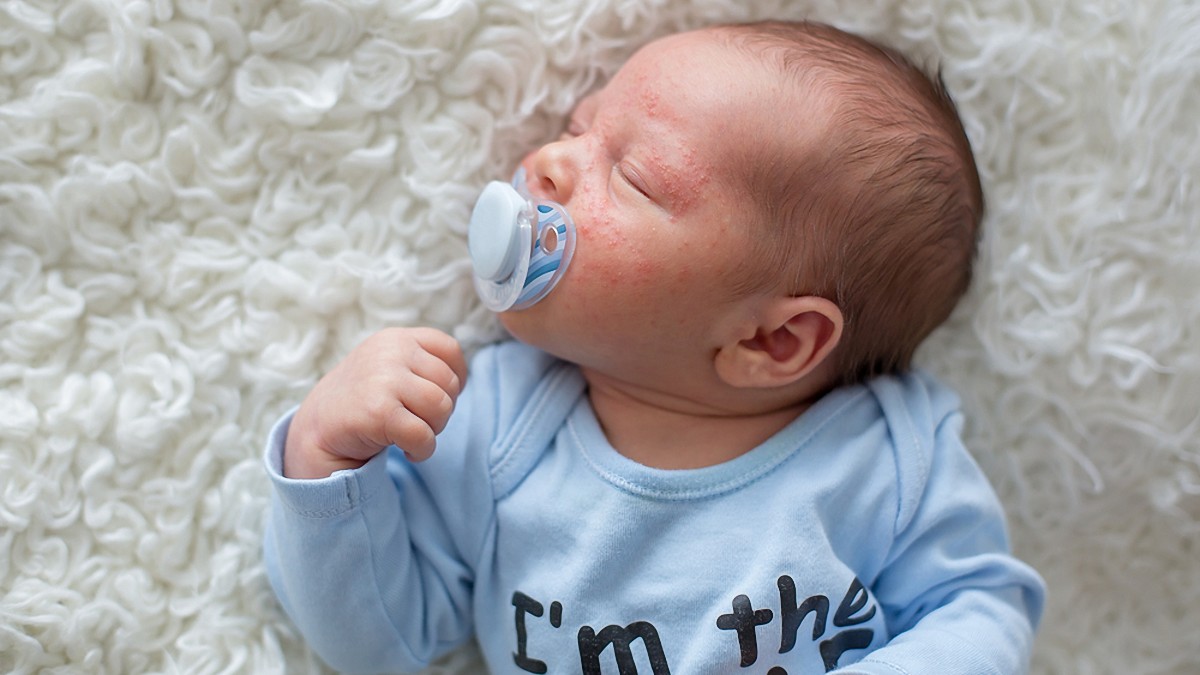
[283,327,468,479]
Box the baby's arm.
[264,327,478,674]
[837,389,1045,674]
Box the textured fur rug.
[2,0,1197,673]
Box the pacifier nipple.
[468,169,576,312]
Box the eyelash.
[617,163,650,199]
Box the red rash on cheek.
[575,221,658,289]
[569,180,632,284]
[638,139,713,214]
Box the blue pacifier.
[468,168,577,311]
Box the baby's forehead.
[588,33,806,136]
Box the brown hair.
[720,21,983,387]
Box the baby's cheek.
[570,189,624,275]
[573,246,653,291]
[575,220,660,291]
[568,185,678,300]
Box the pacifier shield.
[468,170,576,312]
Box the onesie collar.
[566,385,869,501]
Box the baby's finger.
[410,343,466,400]
[383,405,437,462]
[401,376,456,436]
[411,329,468,394]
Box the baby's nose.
[527,140,576,203]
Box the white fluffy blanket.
[2,0,1197,673]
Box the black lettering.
[578,621,671,675]
[716,594,773,667]
[777,575,830,654]
[832,577,876,627]
[512,591,548,674]
[819,629,874,671]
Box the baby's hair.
[719,21,983,387]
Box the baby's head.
[496,21,981,404]
[719,21,983,386]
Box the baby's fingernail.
[404,451,415,462]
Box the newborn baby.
[264,20,1044,675]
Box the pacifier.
[468,168,577,312]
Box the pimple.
[641,89,668,122]
[645,144,712,213]
[633,257,654,277]
[594,226,622,247]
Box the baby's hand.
[283,327,468,479]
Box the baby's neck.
[581,369,812,470]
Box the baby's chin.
[496,307,553,351]
[496,305,591,368]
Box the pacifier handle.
[469,182,528,282]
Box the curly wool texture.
[1,0,1197,673]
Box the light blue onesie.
[264,340,1044,675]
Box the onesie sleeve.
[838,374,1046,675]
[261,343,535,674]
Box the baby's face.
[499,29,824,389]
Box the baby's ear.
[714,296,843,389]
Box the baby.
[264,20,1045,675]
